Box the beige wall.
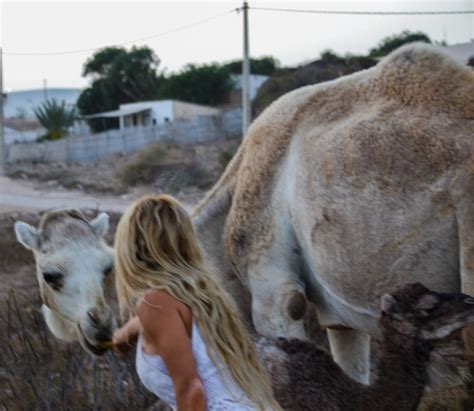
[172,101,220,120]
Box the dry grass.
[0,291,159,410]
[0,211,171,410]
[1,210,474,410]
[116,142,214,192]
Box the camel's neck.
[363,326,432,410]
[192,153,238,274]
[191,145,253,322]
[192,189,233,275]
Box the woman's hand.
[112,316,141,356]
[112,326,134,355]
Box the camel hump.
[373,43,474,118]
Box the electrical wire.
[249,6,474,16]
[3,7,238,56]
[4,5,472,57]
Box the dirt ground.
[5,138,240,198]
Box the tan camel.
[15,43,474,383]
[192,42,474,384]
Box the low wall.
[7,109,242,164]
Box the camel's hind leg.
[327,328,371,384]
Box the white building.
[231,74,269,101]
[85,100,220,130]
[4,126,47,144]
[441,40,474,64]
[4,88,81,119]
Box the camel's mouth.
[77,324,108,356]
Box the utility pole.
[0,48,5,177]
[242,1,251,137]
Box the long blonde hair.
[114,194,279,410]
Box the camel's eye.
[42,272,64,290]
[103,265,113,277]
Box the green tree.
[223,56,280,75]
[77,46,163,132]
[34,99,76,140]
[158,63,233,106]
[369,30,431,58]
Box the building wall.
[123,110,152,128]
[441,40,474,64]
[7,108,243,164]
[172,101,220,120]
[119,101,174,126]
[5,127,46,144]
[231,74,269,100]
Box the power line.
[4,5,472,57]
[4,8,238,56]
[249,6,474,16]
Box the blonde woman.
[112,194,280,411]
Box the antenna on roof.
[43,78,48,100]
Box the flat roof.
[83,106,151,119]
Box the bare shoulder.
[137,290,178,314]
[137,290,190,325]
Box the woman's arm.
[112,315,141,355]
[137,291,206,411]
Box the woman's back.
[136,319,256,410]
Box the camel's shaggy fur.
[257,283,474,411]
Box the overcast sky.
[1,0,472,91]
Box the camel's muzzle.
[78,306,115,356]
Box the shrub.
[34,99,76,141]
[116,143,213,191]
[116,143,168,186]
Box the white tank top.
[136,320,258,410]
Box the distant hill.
[252,52,376,117]
[5,88,81,119]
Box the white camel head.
[14,209,115,355]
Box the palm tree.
[34,99,76,140]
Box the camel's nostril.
[464,298,474,304]
[95,329,112,343]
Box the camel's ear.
[381,294,399,313]
[91,212,109,238]
[14,221,39,250]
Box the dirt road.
[0,177,200,214]
[0,177,134,213]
